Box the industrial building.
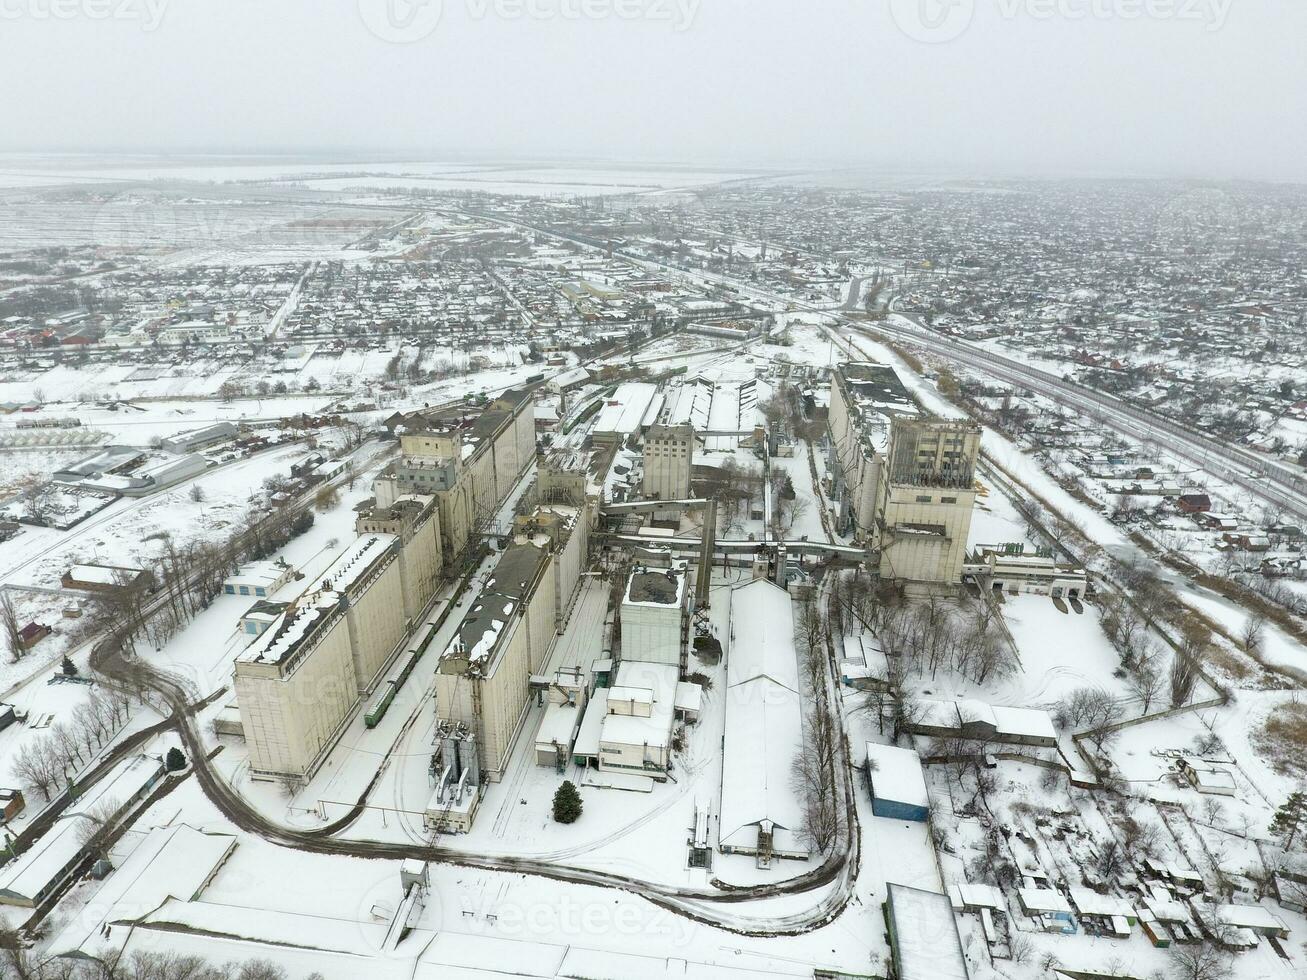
[908,698,1058,748]
[0,755,166,909]
[640,423,695,501]
[964,543,1087,598]
[718,579,807,866]
[827,362,980,585]
[375,389,536,567]
[233,533,408,783]
[52,446,146,486]
[223,560,294,599]
[160,422,238,453]
[61,563,154,595]
[619,564,688,668]
[356,494,445,621]
[884,883,970,980]
[430,502,589,830]
[591,382,661,445]
[659,375,769,451]
[865,742,930,822]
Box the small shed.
[865,742,929,823]
[1018,887,1076,934]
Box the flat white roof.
[224,561,290,589]
[865,742,929,810]
[1019,887,1072,914]
[48,824,236,956]
[66,563,144,586]
[0,755,162,905]
[887,883,969,980]
[1068,887,1136,919]
[720,580,805,855]
[601,661,677,750]
[1216,903,1288,932]
[727,580,800,693]
[534,700,582,749]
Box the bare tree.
[1170,642,1201,707]
[1127,660,1163,714]
[1170,941,1232,980]
[1240,614,1265,656]
[790,708,842,854]
[74,797,121,863]
[11,740,56,801]
[0,591,24,663]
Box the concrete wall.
[236,615,358,779]
[345,553,406,693]
[400,509,443,617]
[642,425,693,501]
[878,486,977,584]
[620,602,682,666]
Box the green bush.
[552,780,583,824]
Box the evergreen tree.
[552,780,583,824]
[1271,792,1307,851]
[166,747,187,772]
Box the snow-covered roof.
[886,883,969,980]
[224,561,291,591]
[1214,902,1289,933]
[593,382,660,436]
[65,563,145,586]
[725,580,800,693]
[1068,887,1136,920]
[601,661,677,750]
[0,755,163,905]
[865,742,929,810]
[949,881,1004,911]
[1019,887,1072,914]
[47,824,237,956]
[719,580,805,855]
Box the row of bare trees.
[789,595,845,856]
[107,496,314,661]
[0,942,311,980]
[9,688,135,801]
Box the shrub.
[552,780,583,824]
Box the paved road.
[868,312,1307,523]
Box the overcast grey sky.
[1,0,1303,180]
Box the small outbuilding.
[865,742,930,823]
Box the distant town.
[0,160,1303,980]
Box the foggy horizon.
[2,0,1305,183]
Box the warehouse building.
[0,754,166,909]
[161,422,238,454]
[61,563,155,595]
[619,564,688,668]
[718,579,807,866]
[223,560,294,599]
[908,698,1058,748]
[865,742,930,822]
[885,883,970,980]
